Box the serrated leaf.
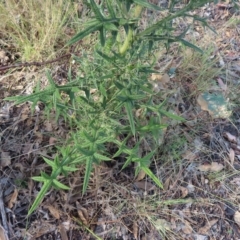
[106,0,116,18]
[71,155,87,164]
[133,0,162,11]
[125,101,135,135]
[62,165,78,172]
[103,22,118,31]
[83,158,93,194]
[95,136,112,144]
[89,0,105,21]
[179,38,203,53]
[114,81,125,90]
[28,179,52,215]
[41,172,51,180]
[52,179,70,190]
[128,94,145,101]
[99,26,105,46]
[82,130,95,143]
[159,109,185,121]
[99,83,107,97]
[31,176,45,182]
[121,155,134,169]
[46,70,56,87]
[94,153,111,161]
[141,166,163,189]
[67,23,102,46]
[97,50,116,64]
[5,88,54,105]
[43,157,57,170]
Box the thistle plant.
[5,0,220,215]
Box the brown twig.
[0,185,9,239]
[0,53,72,72]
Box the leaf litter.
[1,1,240,240]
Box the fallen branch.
[0,186,9,239]
[0,53,72,72]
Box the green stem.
[118,5,143,55]
[119,26,133,55]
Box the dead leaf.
[223,132,237,143]
[234,211,240,227]
[0,224,8,240]
[136,169,146,181]
[46,205,60,219]
[8,189,18,209]
[182,220,193,234]
[230,178,240,187]
[217,77,227,91]
[229,148,235,165]
[134,181,155,191]
[154,219,171,231]
[44,121,53,132]
[197,94,209,112]
[0,152,11,167]
[182,150,197,161]
[199,219,218,234]
[76,203,88,226]
[132,222,138,239]
[58,224,68,240]
[135,108,144,118]
[163,176,171,190]
[179,186,188,198]
[27,220,55,238]
[198,162,224,172]
[22,143,33,156]
[150,73,170,92]
[49,137,57,145]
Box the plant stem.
[119,5,143,55]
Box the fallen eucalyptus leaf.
[198,162,224,172]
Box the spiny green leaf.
[52,179,70,190]
[121,155,134,169]
[178,38,203,53]
[46,70,56,87]
[95,136,112,144]
[99,83,107,98]
[71,155,87,164]
[89,0,105,21]
[43,157,57,170]
[31,176,45,182]
[103,22,119,31]
[28,179,52,215]
[4,88,54,105]
[41,172,52,180]
[83,157,93,194]
[133,151,155,166]
[127,94,145,101]
[124,101,135,135]
[78,147,94,157]
[106,0,116,18]
[133,0,162,11]
[94,153,111,161]
[96,50,116,64]
[159,109,185,121]
[67,23,102,46]
[100,26,106,46]
[141,166,163,189]
[82,130,95,143]
[62,165,78,172]
[138,123,168,132]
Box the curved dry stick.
[0,53,72,72]
[0,186,9,239]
